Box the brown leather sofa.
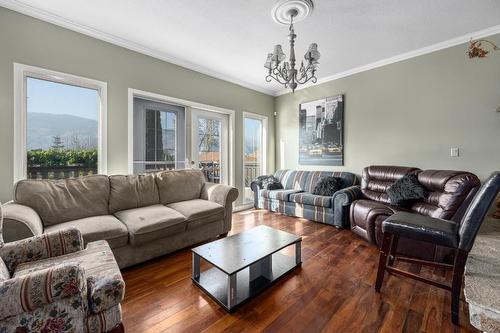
[348,166,480,260]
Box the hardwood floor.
[121,209,479,333]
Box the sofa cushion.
[14,175,110,226]
[412,170,481,221]
[360,166,421,204]
[273,170,310,191]
[114,205,186,245]
[289,193,332,208]
[45,215,129,249]
[260,189,303,201]
[156,170,205,204]
[166,199,224,229]
[13,240,125,314]
[304,171,357,193]
[108,174,159,213]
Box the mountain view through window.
[26,77,99,179]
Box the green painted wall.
[0,8,275,204]
[1,6,499,206]
[275,34,500,181]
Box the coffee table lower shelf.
[192,252,300,312]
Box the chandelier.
[265,0,320,92]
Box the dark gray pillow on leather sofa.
[387,174,425,207]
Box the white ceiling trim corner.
[275,24,500,96]
[0,0,277,96]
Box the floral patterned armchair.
[0,203,125,333]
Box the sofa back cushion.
[273,170,310,191]
[109,174,160,213]
[156,169,205,204]
[361,166,421,204]
[410,170,480,221]
[14,175,110,226]
[304,171,357,193]
[273,169,358,193]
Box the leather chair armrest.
[2,202,44,242]
[0,263,86,321]
[0,228,84,273]
[332,186,363,228]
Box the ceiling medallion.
[265,0,320,93]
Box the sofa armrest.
[201,182,239,232]
[250,180,263,192]
[201,182,239,208]
[0,228,84,273]
[0,263,87,320]
[2,202,44,242]
[332,186,363,228]
[250,181,264,209]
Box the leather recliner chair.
[347,165,480,261]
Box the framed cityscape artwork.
[299,94,344,166]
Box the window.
[128,89,235,186]
[243,113,267,203]
[132,98,186,173]
[14,64,107,182]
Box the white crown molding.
[0,0,276,96]
[3,0,500,98]
[275,24,500,96]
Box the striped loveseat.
[251,170,358,228]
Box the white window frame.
[13,63,108,182]
[127,88,236,187]
[242,111,268,204]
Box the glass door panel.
[243,116,264,203]
[133,98,186,174]
[191,109,228,184]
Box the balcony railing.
[199,161,220,183]
[27,165,97,180]
[244,162,260,187]
[26,162,262,186]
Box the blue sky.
[27,77,99,120]
[244,118,262,154]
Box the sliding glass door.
[133,98,186,173]
[243,114,266,203]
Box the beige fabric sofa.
[2,169,238,268]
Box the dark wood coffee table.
[191,225,302,311]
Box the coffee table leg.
[295,242,302,265]
[249,254,272,281]
[227,273,237,309]
[192,253,200,280]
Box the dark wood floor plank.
[121,209,479,333]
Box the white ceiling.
[2,0,500,95]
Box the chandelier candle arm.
[265,1,319,93]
